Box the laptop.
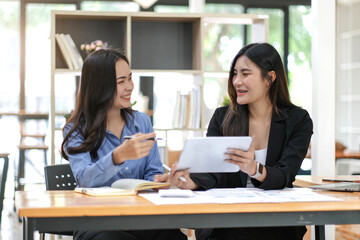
[309,182,360,192]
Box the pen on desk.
[124,136,164,141]
[162,164,187,183]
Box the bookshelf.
[50,10,269,164]
[336,1,360,151]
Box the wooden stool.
[16,126,48,191]
[336,225,360,240]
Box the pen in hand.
[124,136,164,141]
[162,164,187,183]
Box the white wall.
[311,1,336,239]
[311,0,336,176]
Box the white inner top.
[246,148,267,188]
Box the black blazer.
[191,105,313,240]
[191,105,313,191]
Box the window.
[154,5,189,13]
[205,3,243,14]
[0,1,20,113]
[81,1,139,11]
[288,5,312,112]
[25,4,76,113]
[246,8,284,58]
[0,1,21,156]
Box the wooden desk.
[305,151,360,159]
[295,175,360,239]
[335,151,360,159]
[295,175,360,188]
[15,190,360,240]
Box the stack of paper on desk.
[139,188,342,205]
[75,179,170,197]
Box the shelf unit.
[336,1,360,151]
[50,10,268,164]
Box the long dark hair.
[222,43,295,136]
[61,49,133,160]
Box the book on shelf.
[173,91,189,129]
[74,178,170,197]
[179,93,188,128]
[64,34,83,69]
[158,145,166,164]
[58,33,78,69]
[173,90,181,128]
[172,86,201,129]
[189,85,201,129]
[55,33,83,70]
[55,33,74,69]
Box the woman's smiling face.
[232,55,270,106]
[112,59,134,109]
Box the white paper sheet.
[139,188,342,205]
[176,137,252,172]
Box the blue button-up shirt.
[63,111,163,188]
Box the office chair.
[0,153,9,225]
[41,164,77,240]
[43,164,194,239]
[44,163,76,191]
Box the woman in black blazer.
[169,43,313,240]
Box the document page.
[176,136,252,172]
[139,188,342,205]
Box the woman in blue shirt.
[61,49,186,240]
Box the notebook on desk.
[309,182,360,192]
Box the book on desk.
[75,178,170,197]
